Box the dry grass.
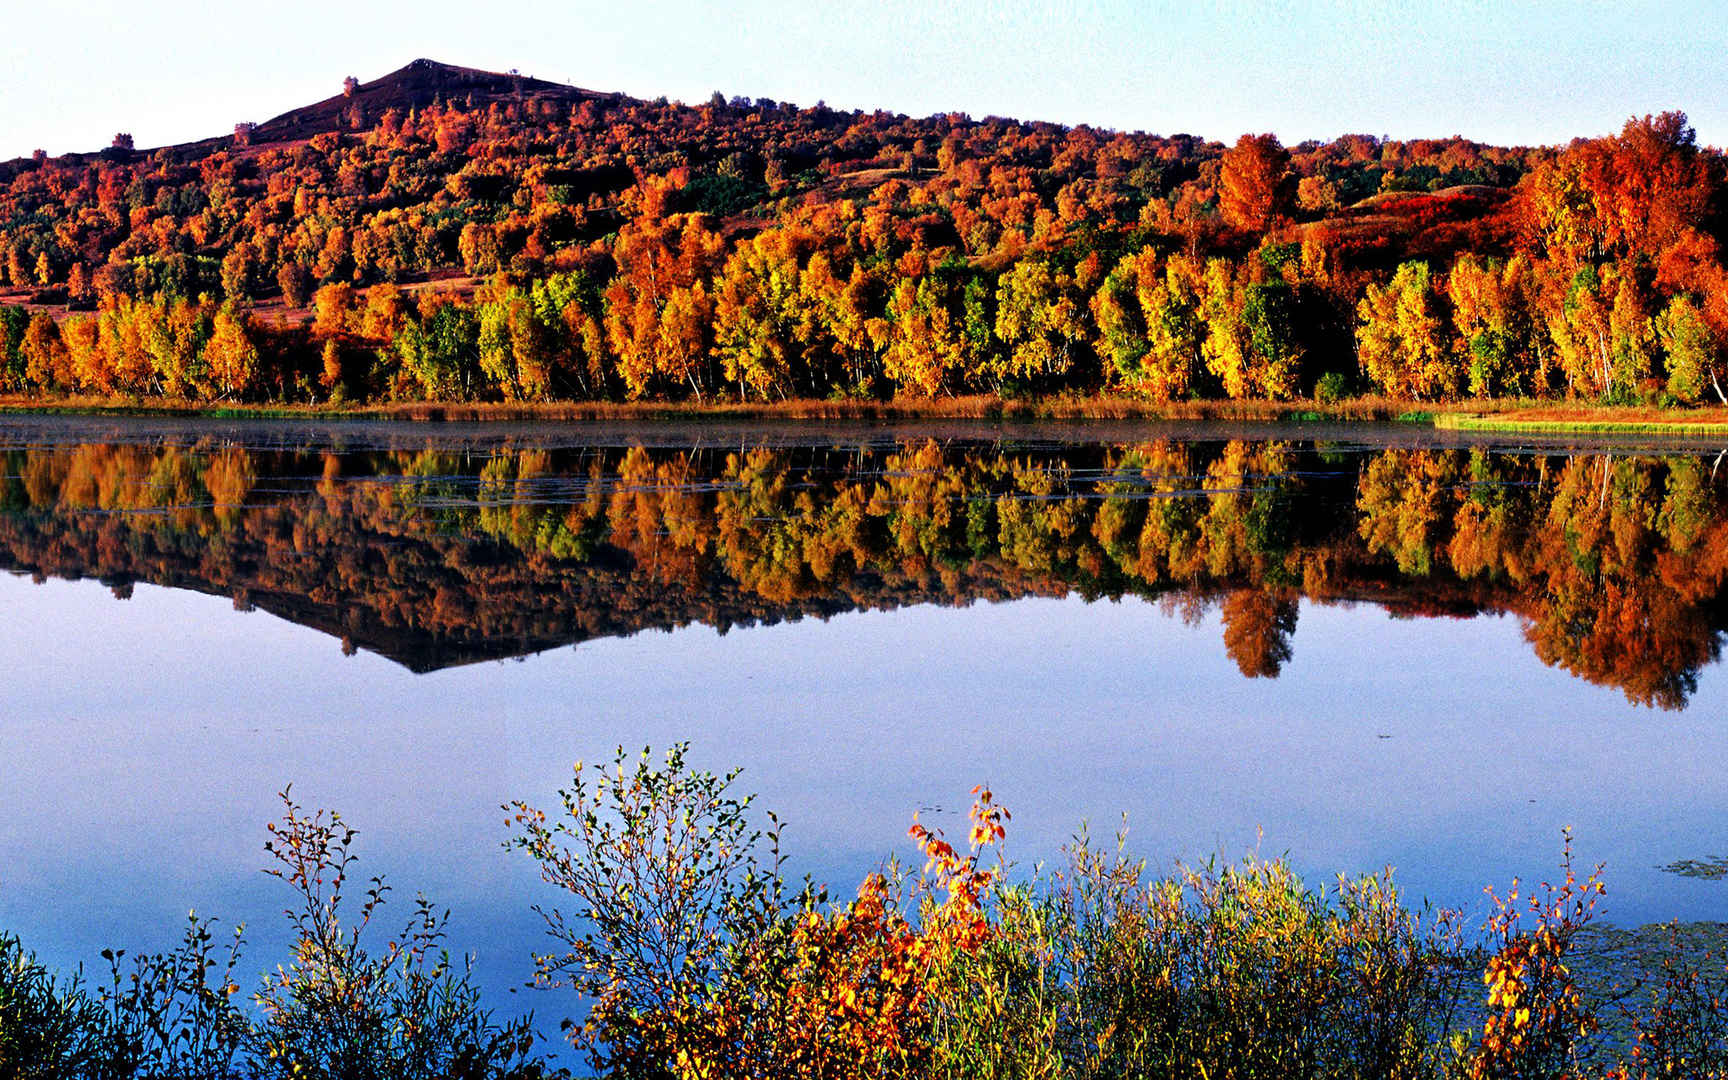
[9,390,1728,430]
[0,392,1433,424]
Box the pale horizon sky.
[2,1,1726,160]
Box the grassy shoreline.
[7,392,1728,435]
[0,392,1414,424]
[1436,409,1728,436]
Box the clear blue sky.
[3,0,1726,159]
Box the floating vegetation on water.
[1660,855,1728,880]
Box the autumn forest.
[1,61,1725,410]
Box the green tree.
[392,303,480,399]
[1657,294,1723,403]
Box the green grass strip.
[1436,413,1728,436]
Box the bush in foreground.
[8,748,1728,1078]
[0,789,553,1080]
[507,745,1728,1080]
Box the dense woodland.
[2,61,1725,408]
[3,435,1723,707]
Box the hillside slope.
[0,61,1718,411]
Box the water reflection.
[6,419,1728,1031]
[2,425,1726,707]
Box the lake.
[2,415,1726,1044]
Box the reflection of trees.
[2,437,1727,707]
[1221,589,1300,678]
[1349,448,1728,708]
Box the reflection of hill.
[230,551,1059,674]
[1,437,1725,706]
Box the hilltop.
[0,60,1719,413]
[8,59,602,164]
[244,59,599,145]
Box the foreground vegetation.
[6,747,1728,1078]
[0,791,549,1080]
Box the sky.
[3,0,1728,159]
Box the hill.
[0,62,1720,411]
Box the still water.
[1,416,1726,1036]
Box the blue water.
[2,419,1726,1055]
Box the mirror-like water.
[2,416,1727,1038]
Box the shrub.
[504,744,796,1076]
[94,912,249,1078]
[254,789,547,1080]
[1467,829,1603,1080]
[3,791,555,1080]
[927,826,1474,1079]
[0,933,120,1079]
[505,747,1009,1079]
[1608,927,1728,1077]
[510,750,1495,1080]
[11,760,1728,1080]
[1316,370,1350,404]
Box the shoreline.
[7,394,1728,435]
[0,393,1417,424]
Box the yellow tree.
[1093,250,1204,401]
[1448,254,1539,397]
[458,222,501,275]
[1607,270,1657,399]
[202,305,259,400]
[800,257,886,395]
[1200,259,1253,398]
[145,298,215,399]
[96,296,153,393]
[993,259,1087,388]
[320,339,344,396]
[312,284,355,340]
[712,232,804,400]
[477,286,537,401]
[1356,262,1456,399]
[1544,265,1614,397]
[1656,294,1724,403]
[20,313,67,391]
[1201,259,1302,400]
[657,282,716,403]
[883,276,965,396]
[61,315,108,393]
[358,284,407,341]
[604,214,725,400]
